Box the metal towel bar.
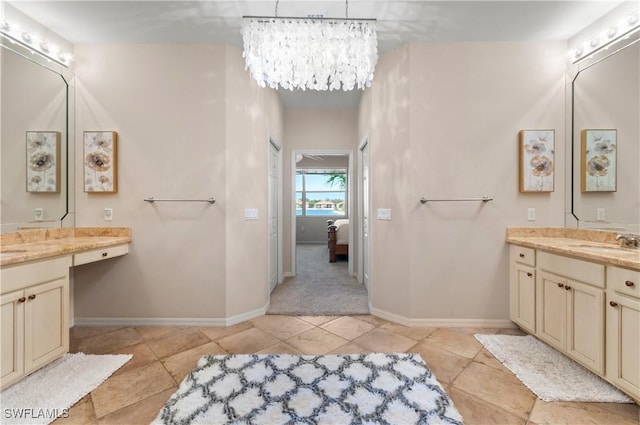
[143,197,216,204]
[420,196,492,204]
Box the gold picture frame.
[84,131,118,193]
[581,129,616,192]
[519,129,554,192]
[26,131,61,193]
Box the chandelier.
[242,0,378,91]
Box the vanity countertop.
[506,227,640,271]
[0,227,132,266]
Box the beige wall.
[362,41,567,324]
[72,43,282,324]
[282,109,359,274]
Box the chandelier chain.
[346,0,349,19]
[275,0,279,18]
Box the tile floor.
[55,314,639,425]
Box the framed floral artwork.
[84,131,117,193]
[519,129,554,192]
[581,129,616,192]
[26,131,61,193]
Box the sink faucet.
[616,234,640,249]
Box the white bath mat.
[475,334,632,403]
[0,352,131,425]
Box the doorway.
[268,138,282,294]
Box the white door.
[360,141,370,288]
[268,140,280,293]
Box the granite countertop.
[507,227,640,271]
[0,227,132,267]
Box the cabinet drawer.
[73,244,128,266]
[608,266,640,299]
[538,251,605,288]
[510,245,535,267]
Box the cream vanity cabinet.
[605,266,640,399]
[509,245,536,334]
[1,256,71,390]
[536,251,605,374]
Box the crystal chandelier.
[242,1,378,91]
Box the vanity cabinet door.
[536,271,567,351]
[23,278,69,374]
[0,290,25,388]
[606,292,640,402]
[566,280,604,374]
[510,263,536,333]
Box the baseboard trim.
[370,305,516,328]
[74,302,270,327]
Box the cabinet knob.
[102,252,108,257]
[610,301,618,307]
[625,280,635,287]
[519,253,525,258]
[557,282,564,288]
[565,285,571,291]
[18,297,26,303]
[527,272,533,277]
[27,294,36,300]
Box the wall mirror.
[569,36,640,233]
[1,43,74,233]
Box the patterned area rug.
[475,334,632,403]
[152,353,463,425]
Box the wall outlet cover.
[104,208,113,221]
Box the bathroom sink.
[572,245,638,256]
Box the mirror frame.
[565,30,640,230]
[0,40,75,232]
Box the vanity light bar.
[571,11,640,63]
[0,18,73,67]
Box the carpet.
[474,334,632,403]
[0,352,132,425]
[268,244,369,315]
[152,353,463,425]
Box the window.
[296,169,347,217]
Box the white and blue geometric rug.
[153,353,463,425]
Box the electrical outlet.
[596,208,605,221]
[244,208,259,220]
[527,208,536,221]
[34,208,43,221]
[104,208,113,221]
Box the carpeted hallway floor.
[267,244,369,315]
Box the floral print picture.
[26,131,60,193]
[581,129,616,192]
[84,131,117,193]
[519,130,554,192]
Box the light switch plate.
[527,208,536,221]
[34,208,43,221]
[244,208,259,220]
[596,208,605,221]
[104,208,113,221]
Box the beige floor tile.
[473,348,508,372]
[107,343,158,376]
[497,327,528,336]
[251,315,315,340]
[427,328,484,359]
[91,361,175,419]
[146,328,211,359]
[134,326,186,341]
[452,327,500,336]
[380,322,436,340]
[448,386,527,425]
[256,342,303,355]
[71,326,125,341]
[321,316,376,340]
[529,400,640,425]
[297,316,340,326]
[327,342,373,355]
[52,395,95,425]
[217,327,280,354]
[352,328,416,353]
[285,328,349,354]
[350,314,387,326]
[453,361,536,420]
[199,321,254,341]
[97,387,177,425]
[410,341,471,384]
[76,328,144,355]
[161,341,227,383]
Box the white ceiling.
[7,1,626,109]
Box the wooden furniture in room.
[328,219,349,263]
